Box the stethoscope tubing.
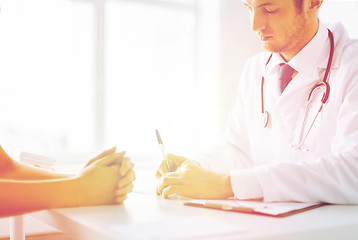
[260,29,335,149]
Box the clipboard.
[184,199,326,217]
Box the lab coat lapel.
[277,72,314,113]
[273,72,316,146]
[262,54,282,101]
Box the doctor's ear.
[308,0,323,11]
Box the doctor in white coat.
[156,0,358,204]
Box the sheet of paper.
[111,215,246,240]
[186,199,322,216]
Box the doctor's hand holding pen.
[154,131,233,199]
[155,153,233,199]
[155,153,193,178]
[154,130,199,177]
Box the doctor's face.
[243,0,316,61]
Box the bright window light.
[104,0,199,158]
[0,0,95,157]
[0,0,221,164]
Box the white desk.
[30,192,358,240]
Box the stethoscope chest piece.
[262,111,269,128]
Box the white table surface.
[30,191,358,240]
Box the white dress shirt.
[197,22,358,204]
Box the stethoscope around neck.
[261,29,334,150]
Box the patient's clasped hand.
[0,146,135,217]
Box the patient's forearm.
[0,147,133,218]
[0,146,74,180]
[2,161,74,180]
[0,177,82,217]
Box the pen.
[155,129,171,172]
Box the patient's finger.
[119,157,134,176]
[114,195,128,204]
[84,147,117,167]
[115,182,134,196]
[118,170,136,188]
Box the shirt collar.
[264,22,328,78]
[289,22,328,77]
[264,51,284,78]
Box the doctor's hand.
[156,161,234,199]
[155,153,199,179]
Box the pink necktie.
[278,64,295,93]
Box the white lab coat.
[197,22,358,204]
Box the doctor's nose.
[250,12,266,32]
